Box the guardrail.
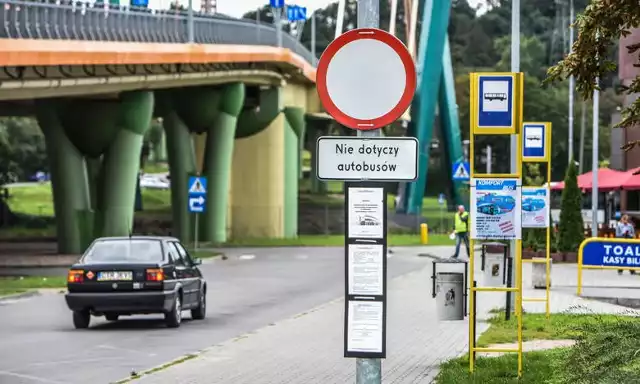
[0,0,315,64]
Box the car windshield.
[82,239,164,264]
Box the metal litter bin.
[532,257,552,289]
[436,272,464,321]
[483,250,505,288]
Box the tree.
[545,1,638,143]
[557,162,584,252]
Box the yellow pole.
[545,157,552,319]
[469,238,475,372]
[516,239,523,377]
[420,223,428,244]
[577,249,583,295]
[468,73,476,374]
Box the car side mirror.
[193,258,202,266]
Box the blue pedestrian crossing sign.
[473,73,520,135]
[188,176,207,213]
[452,161,470,181]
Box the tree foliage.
[546,0,639,141]
[0,118,48,186]
[557,162,584,252]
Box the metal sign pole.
[194,213,199,252]
[356,0,381,382]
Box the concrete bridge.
[0,0,326,254]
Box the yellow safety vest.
[454,212,469,233]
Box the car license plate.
[97,271,133,281]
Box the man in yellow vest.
[452,205,470,259]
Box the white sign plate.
[316,136,418,181]
[348,244,384,296]
[346,300,384,354]
[347,187,384,239]
[522,187,550,228]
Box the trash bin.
[483,251,505,287]
[436,272,464,321]
[532,257,552,289]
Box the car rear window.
[82,239,164,264]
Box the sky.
[217,0,485,19]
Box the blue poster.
[521,187,549,228]
[581,240,640,268]
[470,178,521,240]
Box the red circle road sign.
[316,28,416,130]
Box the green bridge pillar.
[158,93,197,244]
[36,91,154,252]
[202,83,245,243]
[34,100,91,254]
[100,91,154,236]
[283,107,305,238]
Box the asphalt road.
[0,246,432,384]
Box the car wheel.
[105,314,119,321]
[72,310,90,329]
[191,290,206,320]
[165,295,182,328]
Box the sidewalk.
[131,247,637,384]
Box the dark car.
[65,236,207,329]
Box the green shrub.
[554,310,640,383]
[557,162,584,252]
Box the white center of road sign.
[316,28,416,130]
[189,178,206,194]
[316,136,418,181]
[454,163,470,179]
[326,39,405,120]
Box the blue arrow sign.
[452,161,470,181]
[270,0,285,8]
[188,196,206,213]
[476,74,515,132]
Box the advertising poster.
[521,187,550,228]
[348,244,384,296]
[470,178,521,240]
[347,187,384,239]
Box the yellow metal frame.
[521,122,553,319]
[471,72,519,135]
[468,72,524,378]
[577,237,640,295]
[521,122,552,163]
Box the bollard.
[420,223,428,244]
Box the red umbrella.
[551,168,625,191]
[620,167,640,190]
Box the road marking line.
[238,254,255,260]
[0,370,66,384]
[97,344,157,357]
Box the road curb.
[0,290,40,303]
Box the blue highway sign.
[287,5,306,21]
[452,161,470,181]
